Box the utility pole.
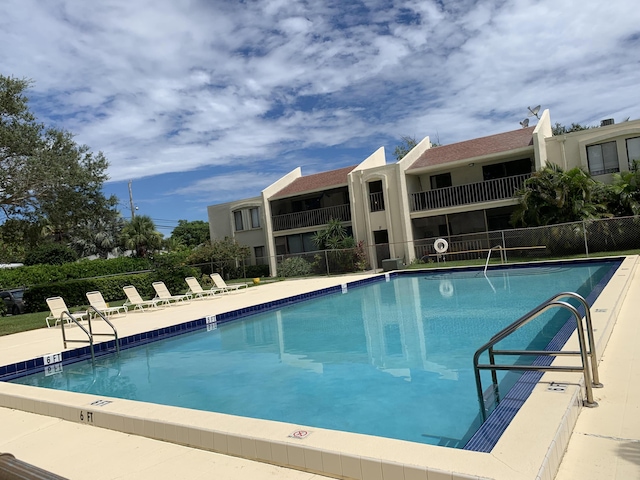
[128,180,135,219]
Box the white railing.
[271,204,351,231]
[409,173,531,212]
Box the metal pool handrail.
[483,245,504,274]
[473,291,601,422]
[60,306,120,363]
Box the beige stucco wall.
[545,119,640,179]
[532,109,552,169]
[349,160,415,266]
[261,168,302,276]
[207,196,267,264]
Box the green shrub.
[227,264,270,279]
[23,273,155,313]
[0,257,152,290]
[277,257,312,277]
[150,252,198,294]
[24,243,78,266]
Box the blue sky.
[1,0,639,235]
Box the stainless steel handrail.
[473,292,601,422]
[60,306,120,363]
[484,245,504,274]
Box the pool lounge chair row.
[45,274,250,327]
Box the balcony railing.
[271,204,351,231]
[409,173,531,212]
[369,192,385,212]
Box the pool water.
[11,262,618,447]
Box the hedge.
[0,257,152,290]
[24,272,156,313]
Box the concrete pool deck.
[1,258,638,479]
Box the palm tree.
[511,164,605,227]
[607,161,640,216]
[312,218,353,249]
[69,217,124,258]
[120,215,163,257]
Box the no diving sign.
[288,429,312,440]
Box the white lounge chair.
[152,281,192,305]
[210,273,249,293]
[185,277,220,299]
[45,296,88,328]
[123,285,161,311]
[86,291,128,317]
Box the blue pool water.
[11,261,618,447]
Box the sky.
[1,0,639,236]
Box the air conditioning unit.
[600,118,615,126]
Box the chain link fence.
[412,215,640,264]
[189,216,640,279]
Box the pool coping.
[0,256,636,480]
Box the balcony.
[272,204,351,231]
[369,192,385,212]
[409,173,531,212]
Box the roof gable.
[271,165,357,199]
[408,127,535,171]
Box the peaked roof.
[408,126,535,171]
[271,165,357,199]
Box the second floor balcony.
[409,173,531,212]
[272,203,352,231]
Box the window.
[275,237,286,255]
[626,137,640,169]
[587,141,619,175]
[233,211,244,231]
[368,180,385,212]
[254,246,265,263]
[250,207,260,228]
[482,158,531,181]
[430,173,452,189]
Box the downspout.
[560,135,568,170]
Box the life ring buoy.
[439,279,454,298]
[434,238,449,254]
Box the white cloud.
[1,0,639,201]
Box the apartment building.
[207,110,640,276]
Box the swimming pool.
[8,260,620,449]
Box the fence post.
[501,230,508,262]
[325,250,330,276]
[583,220,589,257]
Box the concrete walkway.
[1,265,639,479]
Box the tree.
[511,164,606,227]
[24,243,78,266]
[69,215,124,259]
[120,215,163,257]
[0,75,119,245]
[551,122,593,136]
[186,237,250,278]
[312,218,354,249]
[604,161,640,216]
[169,220,210,248]
[393,135,418,161]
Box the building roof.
[271,165,357,199]
[408,126,535,171]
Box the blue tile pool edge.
[463,259,622,452]
[0,274,387,382]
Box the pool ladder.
[59,306,120,363]
[484,245,505,274]
[473,292,602,422]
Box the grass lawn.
[0,299,129,337]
